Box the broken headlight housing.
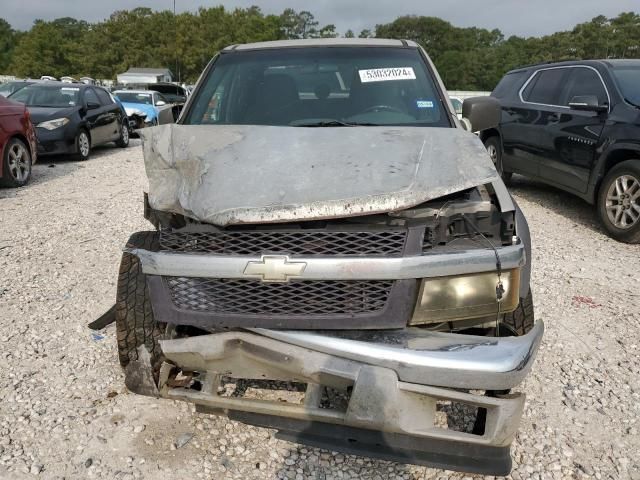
[410,269,520,325]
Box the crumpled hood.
[120,102,157,120]
[140,124,500,226]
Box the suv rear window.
[522,68,568,105]
[184,47,450,127]
[492,71,527,99]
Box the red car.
[0,95,37,187]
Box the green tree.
[9,18,89,78]
[4,8,640,88]
[0,18,17,73]
[279,9,336,39]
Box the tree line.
[0,7,639,90]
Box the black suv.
[481,60,640,243]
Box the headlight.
[410,269,520,325]
[37,117,70,130]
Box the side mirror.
[461,96,501,132]
[87,101,100,110]
[156,100,166,106]
[568,95,607,112]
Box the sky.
[3,0,639,37]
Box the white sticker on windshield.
[61,87,80,91]
[416,100,434,108]
[358,67,416,83]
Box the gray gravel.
[0,142,639,480]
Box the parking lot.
[0,141,638,480]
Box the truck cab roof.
[223,38,419,52]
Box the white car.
[449,96,463,119]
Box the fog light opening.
[435,400,483,435]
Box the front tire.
[115,120,130,148]
[115,232,165,378]
[502,289,535,336]
[597,160,640,244]
[0,138,32,188]
[484,136,512,183]
[473,289,535,435]
[75,129,91,161]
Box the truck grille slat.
[160,230,407,256]
[166,278,393,315]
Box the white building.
[116,68,173,85]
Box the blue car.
[113,90,172,129]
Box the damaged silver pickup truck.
[108,39,543,475]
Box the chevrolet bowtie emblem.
[243,255,307,282]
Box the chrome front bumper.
[154,322,543,474]
[251,321,544,390]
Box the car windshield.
[8,85,80,107]
[116,92,153,105]
[611,66,640,107]
[0,82,25,97]
[184,46,449,127]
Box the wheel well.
[479,128,500,143]
[603,149,640,173]
[596,149,640,194]
[8,134,32,157]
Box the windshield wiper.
[292,120,355,127]
[292,120,380,127]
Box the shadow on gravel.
[508,174,606,236]
[0,143,128,197]
[274,396,477,479]
[279,443,421,479]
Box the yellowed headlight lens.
[410,269,520,325]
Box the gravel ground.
[0,141,639,480]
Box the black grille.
[159,229,407,256]
[166,277,393,315]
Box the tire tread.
[115,231,164,371]
[502,289,534,336]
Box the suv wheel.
[597,160,640,243]
[0,138,32,188]
[484,136,512,183]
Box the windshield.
[612,66,640,106]
[184,47,449,127]
[157,92,184,103]
[0,82,25,97]
[9,85,80,107]
[116,92,153,105]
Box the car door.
[501,67,571,178]
[82,88,106,145]
[536,66,608,193]
[95,87,121,141]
